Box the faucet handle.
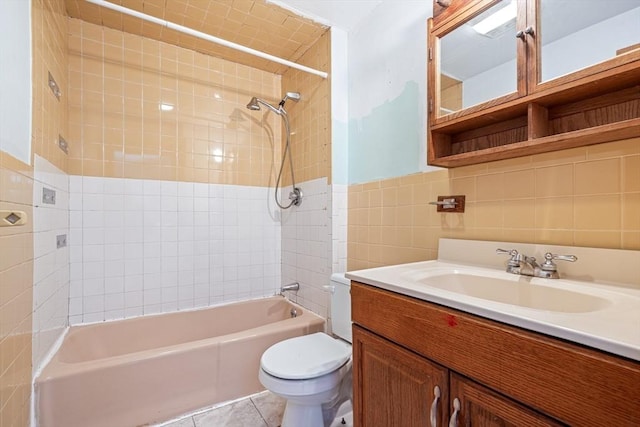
[541,252,578,272]
[496,248,520,266]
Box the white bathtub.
[36,296,325,427]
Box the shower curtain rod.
[85,0,329,79]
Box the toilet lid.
[261,332,351,380]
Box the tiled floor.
[159,391,353,427]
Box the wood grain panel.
[353,326,449,427]
[351,282,640,426]
[451,373,564,426]
[528,103,549,139]
[432,0,497,30]
[450,127,527,155]
[548,86,640,119]
[549,100,639,135]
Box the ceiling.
[65,0,332,75]
[268,0,383,31]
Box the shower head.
[284,92,301,102]
[246,97,261,111]
[246,92,300,115]
[279,92,301,107]
[246,97,281,115]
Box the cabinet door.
[353,326,448,427]
[429,0,527,120]
[448,373,564,427]
[529,0,640,94]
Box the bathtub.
[35,296,325,427]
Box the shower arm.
[254,98,282,116]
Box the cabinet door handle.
[448,398,461,427]
[516,26,535,40]
[430,385,441,427]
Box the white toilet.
[259,273,352,427]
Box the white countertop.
[346,259,640,361]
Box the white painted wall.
[347,0,435,184]
[331,27,349,186]
[0,0,32,164]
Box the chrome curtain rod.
[85,0,329,79]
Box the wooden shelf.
[428,78,640,167]
[429,118,640,167]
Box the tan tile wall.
[0,153,34,427]
[32,0,69,172]
[281,30,331,185]
[0,0,68,423]
[348,138,640,270]
[68,18,283,185]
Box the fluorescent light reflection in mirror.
[472,1,517,35]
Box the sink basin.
[416,273,610,313]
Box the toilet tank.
[329,273,352,343]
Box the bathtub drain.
[290,308,298,318]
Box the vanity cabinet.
[353,326,561,426]
[351,282,640,426]
[427,0,640,167]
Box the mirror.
[539,0,640,83]
[438,0,518,116]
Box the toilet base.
[280,376,352,427]
[281,401,324,427]
[280,396,353,427]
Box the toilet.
[259,273,352,427]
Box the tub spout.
[280,282,299,294]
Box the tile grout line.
[249,395,272,427]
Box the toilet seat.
[261,332,351,380]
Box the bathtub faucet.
[280,282,300,294]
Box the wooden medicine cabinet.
[427,0,640,167]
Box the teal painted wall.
[332,119,349,185]
[348,81,422,184]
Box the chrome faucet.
[497,249,577,279]
[280,282,300,294]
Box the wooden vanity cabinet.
[427,0,640,167]
[351,282,640,426]
[353,326,562,427]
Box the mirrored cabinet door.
[436,0,525,118]
[535,0,640,87]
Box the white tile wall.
[33,155,70,373]
[69,176,281,324]
[281,178,333,318]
